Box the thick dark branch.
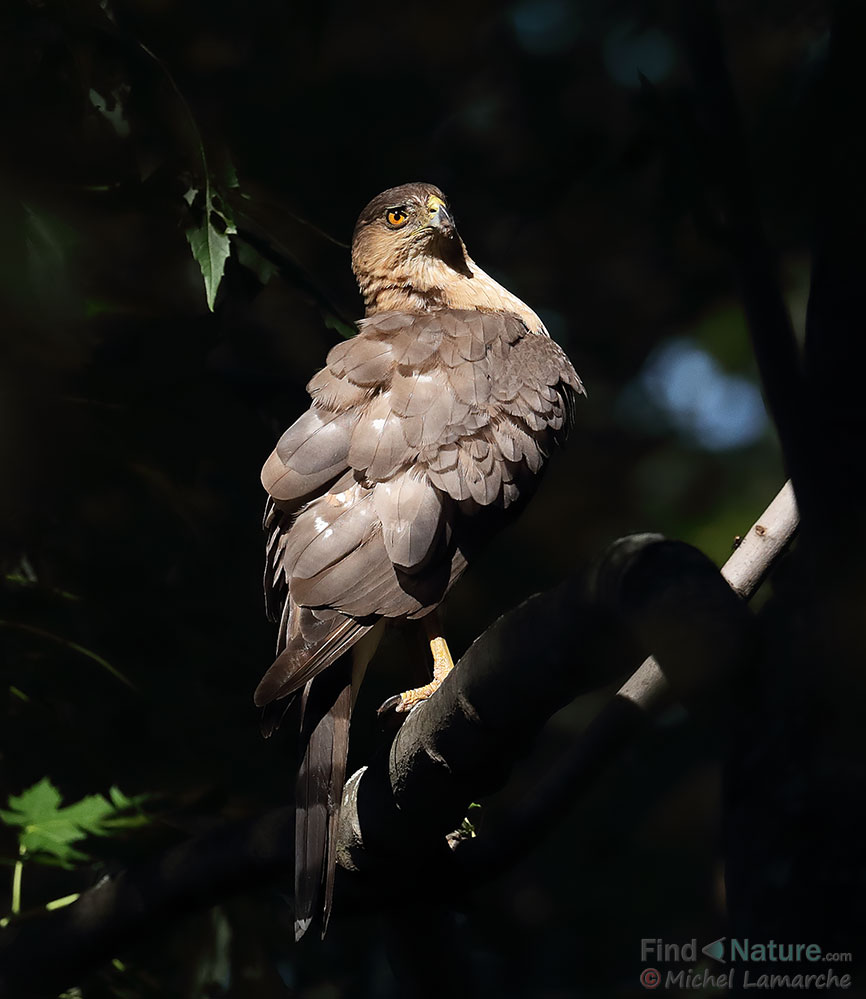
[0,809,297,998]
[0,485,798,998]
[0,577,634,997]
[336,573,643,878]
[341,484,797,885]
[676,1,811,505]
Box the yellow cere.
[427,195,446,213]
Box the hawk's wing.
[257,308,583,706]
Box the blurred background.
[0,0,827,995]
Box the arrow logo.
[702,937,726,963]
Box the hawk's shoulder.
[297,308,582,507]
[261,308,583,524]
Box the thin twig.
[618,479,799,712]
[0,621,137,691]
[10,853,23,917]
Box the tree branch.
[341,482,798,887]
[0,484,799,998]
[617,478,798,712]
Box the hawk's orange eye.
[386,209,409,228]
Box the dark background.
[0,1,833,996]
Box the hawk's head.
[351,182,472,312]
[350,182,543,332]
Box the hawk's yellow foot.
[377,623,455,717]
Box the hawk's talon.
[396,680,439,710]
[376,692,420,731]
[377,622,455,726]
[376,693,403,718]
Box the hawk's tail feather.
[294,659,352,941]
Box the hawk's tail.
[294,658,352,940]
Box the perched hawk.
[256,182,583,939]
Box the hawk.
[256,182,584,939]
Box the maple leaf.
[0,778,148,868]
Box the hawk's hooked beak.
[427,196,455,236]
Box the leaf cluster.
[1,778,148,869]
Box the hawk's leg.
[377,613,455,717]
[394,633,454,712]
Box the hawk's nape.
[256,182,584,939]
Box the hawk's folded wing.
[257,309,583,706]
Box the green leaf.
[186,192,232,312]
[136,40,240,312]
[186,174,238,312]
[108,785,132,809]
[0,778,149,868]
